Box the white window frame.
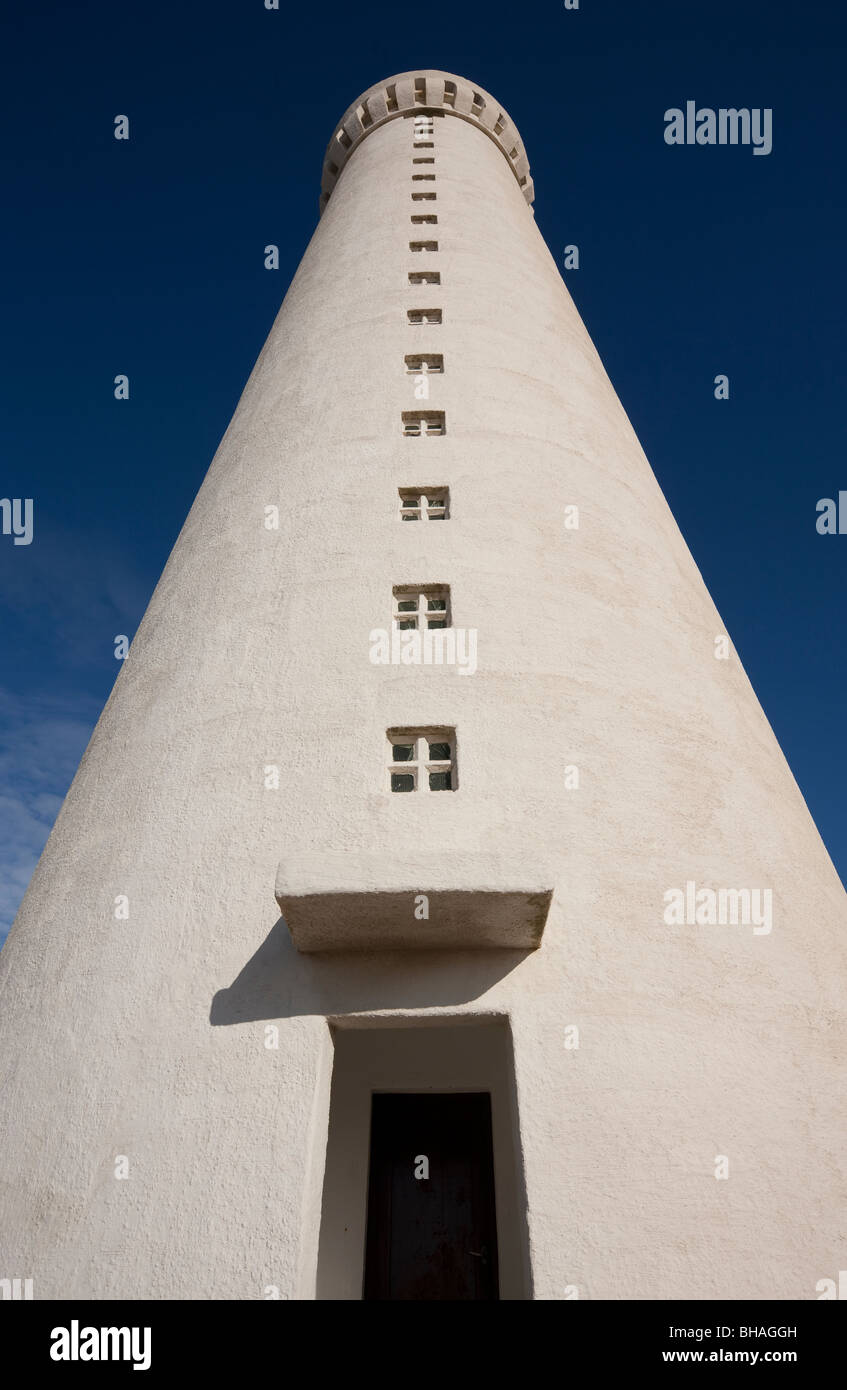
[387,728,456,793]
[392,584,451,631]
[404,353,443,373]
[401,410,445,437]
[398,488,449,521]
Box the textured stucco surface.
[1,73,845,1300]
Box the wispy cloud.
[0,689,100,947]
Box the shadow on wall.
[210,916,530,1024]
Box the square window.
[402,410,445,436]
[392,584,451,631]
[387,728,456,793]
[405,354,443,373]
[399,487,448,520]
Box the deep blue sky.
[1,0,845,944]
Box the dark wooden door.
[363,1092,499,1300]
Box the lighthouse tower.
[1,71,845,1302]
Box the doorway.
[315,1017,531,1299]
[364,1092,499,1300]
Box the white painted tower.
[1,71,845,1301]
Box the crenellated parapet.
[320,70,534,214]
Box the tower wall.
[0,74,845,1300]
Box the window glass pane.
[397,600,417,611]
[427,619,446,629]
[402,513,419,520]
[428,742,450,761]
[427,598,446,610]
[429,770,452,791]
[398,619,417,630]
[391,772,415,793]
[392,742,415,762]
